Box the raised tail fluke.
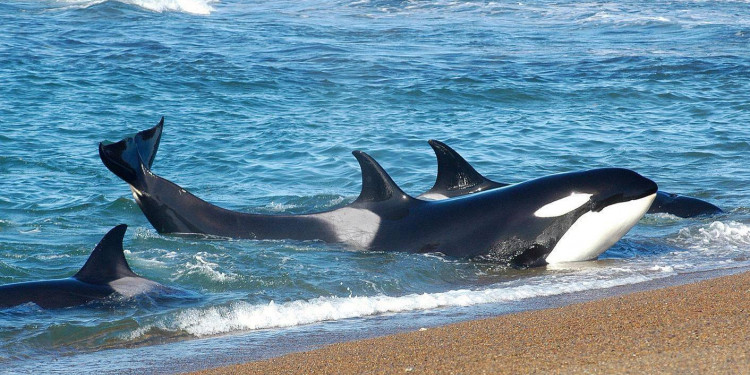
[99,118,163,189]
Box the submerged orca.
[99,119,657,267]
[419,140,723,218]
[0,225,163,309]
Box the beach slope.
[191,271,750,374]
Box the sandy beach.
[191,271,750,374]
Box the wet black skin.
[0,225,160,309]
[100,119,658,267]
[367,168,657,266]
[0,279,116,309]
[647,191,723,218]
[420,140,722,218]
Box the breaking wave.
[132,271,660,338]
[675,221,750,251]
[57,0,218,15]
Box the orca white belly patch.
[545,193,656,263]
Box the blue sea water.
[1,0,750,373]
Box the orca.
[0,225,163,309]
[99,119,658,267]
[646,191,724,218]
[419,140,723,218]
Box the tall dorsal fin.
[74,225,138,284]
[426,140,505,194]
[352,151,412,203]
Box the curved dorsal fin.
[352,151,412,203]
[74,225,138,284]
[425,140,505,195]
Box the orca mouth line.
[593,184,659,212]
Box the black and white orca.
[419,140,722,218]
[0,225,164,309]
[99,119,658,267]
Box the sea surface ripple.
[1,0,749,373]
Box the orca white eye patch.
[534,193,593,218]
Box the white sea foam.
[124,250,168,267]
[649,265,674,273]
[162,273,653,337]
[37,254,71,260]
[263,201,298,212]
[676,221,750,251]
[175,253,238,282]
[662,221,750,272]
[18,227,41,234]
[581,12,673,26]
[650,212,682,221]
[132,227,161,240]
[58,0,217,15]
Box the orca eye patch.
[534,193,593,218]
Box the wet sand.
[190,271,750,374]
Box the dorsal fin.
[74,225,138,284]
[352,151,412,203]
[425,140,505,195]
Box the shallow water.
[1,0,750,373]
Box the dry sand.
[190,271,750,375]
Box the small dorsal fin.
[74,225,138,284]
[352,151,412,203]
[426,140,505,194]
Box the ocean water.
[2,0,750,373]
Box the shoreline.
[190,270,750,374]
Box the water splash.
[175,253,238,283]
[57,0,218,15]
[676,221,750,251]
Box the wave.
[57,0,218,15]
[128,271,661,338]
[580,12,674,27]
[676,221,750,251]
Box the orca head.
[507,168,657,267]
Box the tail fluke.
[99,117,163,188]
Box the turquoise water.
[2,0,750,373]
